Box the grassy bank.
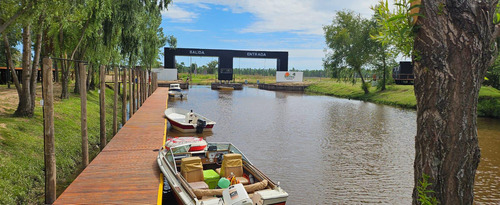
[0,84,122,204]
[306,79,500,118]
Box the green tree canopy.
[323,10,377,94]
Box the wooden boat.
[157,142,288,205]
[164,108,216,133]
[166,137,207,152]
[169,84,187,99]
[217,86,234,90]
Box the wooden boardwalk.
[54,87,168,204]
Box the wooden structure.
[54,87,168,204]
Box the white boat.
[166,137,207,152]
[164,108,216,133]
[169,84,187,99]
[157,142,288,205]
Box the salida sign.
[189,50,205,55]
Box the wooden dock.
[54,87,168,204]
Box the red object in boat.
[165,137,207,151]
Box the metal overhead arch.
[164,47,288,81]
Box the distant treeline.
[176,62,327,77]
[235,68,327,77]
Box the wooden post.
[154,73,158,91]
[99,65,106,150]
[155,72,158,91]
[129,68,133,118]
[113,66,118,135]
[79,62,88,167]
[43,58,56,204]
[122,68,127,125]
[142,70,146,103]
[132,69,136,113]
[134,69,138,111]
[137,70,141,107]
[144,70,149,98]
[151,72,154,93]
[139,70,144,104]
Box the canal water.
[165,85,500,204]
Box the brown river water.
[165,85,500,204]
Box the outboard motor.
[196,119,207,133]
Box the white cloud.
[162,4,198,23]
[177,27,205,32]
[164,0,376,35]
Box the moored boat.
[157,142,288,205]
[164,108,216,133]
[169,84,187,99]
[166,137,207,152]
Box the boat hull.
[168,118,214,133]
[165,108,216,133]
[157,142,288,205]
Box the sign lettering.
[247,52,267,57]
[189,50,205,55]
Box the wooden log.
[113,66,118,135]
[122,68,127,125]
[138,70,141,107]
[43,58,56,204]
[145,70,149,97]
[142,70,146,103]
[99,65,106,150]
[132,69,136,113]
[129,68,133,118]
[80,62,88,167]
[138,70,142,107]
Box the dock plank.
[54,87,168,204]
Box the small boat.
[166,137,207,152]
[217,86,234,90]
[157,142,288,205]
[164,108,216,133]
[169,84,187,99]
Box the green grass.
[0,86,122,204]
[478,86,500,118]
[306,79,500,118]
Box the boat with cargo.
[157,142,288,205]
[164,108,216,133]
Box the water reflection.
[475,118,500,204]
[166,86,499,204]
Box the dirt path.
[0,82,64,116]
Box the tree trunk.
[60,59,69,99]
[74,61,80,94]
[89,65,96,90]
[31,15,44,114]
[15,24,33,117]
[2,34,21,94]
[59,26,69,99]
[381,51,386,91]
[412,1,497,204]
[356,67,368,94]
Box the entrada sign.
[247,52,267,57]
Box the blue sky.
[160,0,377,70]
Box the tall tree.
[206,60,218,74]
[412,1,498,203]
[374,0,500,203]
[15,24,33,116]
[323,10,377,94]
